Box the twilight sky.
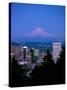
[11,3,65,43]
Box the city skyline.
[9,3,65,87]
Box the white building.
[52,43,62,64]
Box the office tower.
[11,53,14,60]
[23,46,28,62]
[52,43,62,63]
[34,49,40,63]
[30,48,34,63]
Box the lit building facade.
[52,43,62,63]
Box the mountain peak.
[24,27,54,37]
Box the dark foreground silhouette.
[9,47,65,87]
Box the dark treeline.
[9,46,65,87]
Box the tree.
[30,49,55,85]
[57,46,65,65]
[9,55,28,87]
[42,49,54,65]
[56,46,65,84]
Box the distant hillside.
[11,42,21,46]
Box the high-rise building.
[30,48,34,63]
[34,49,40,63]
[23,46,28,62]
[11,53,14,60]
[52,43,62,64]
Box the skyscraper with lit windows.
[52,43,62,63]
